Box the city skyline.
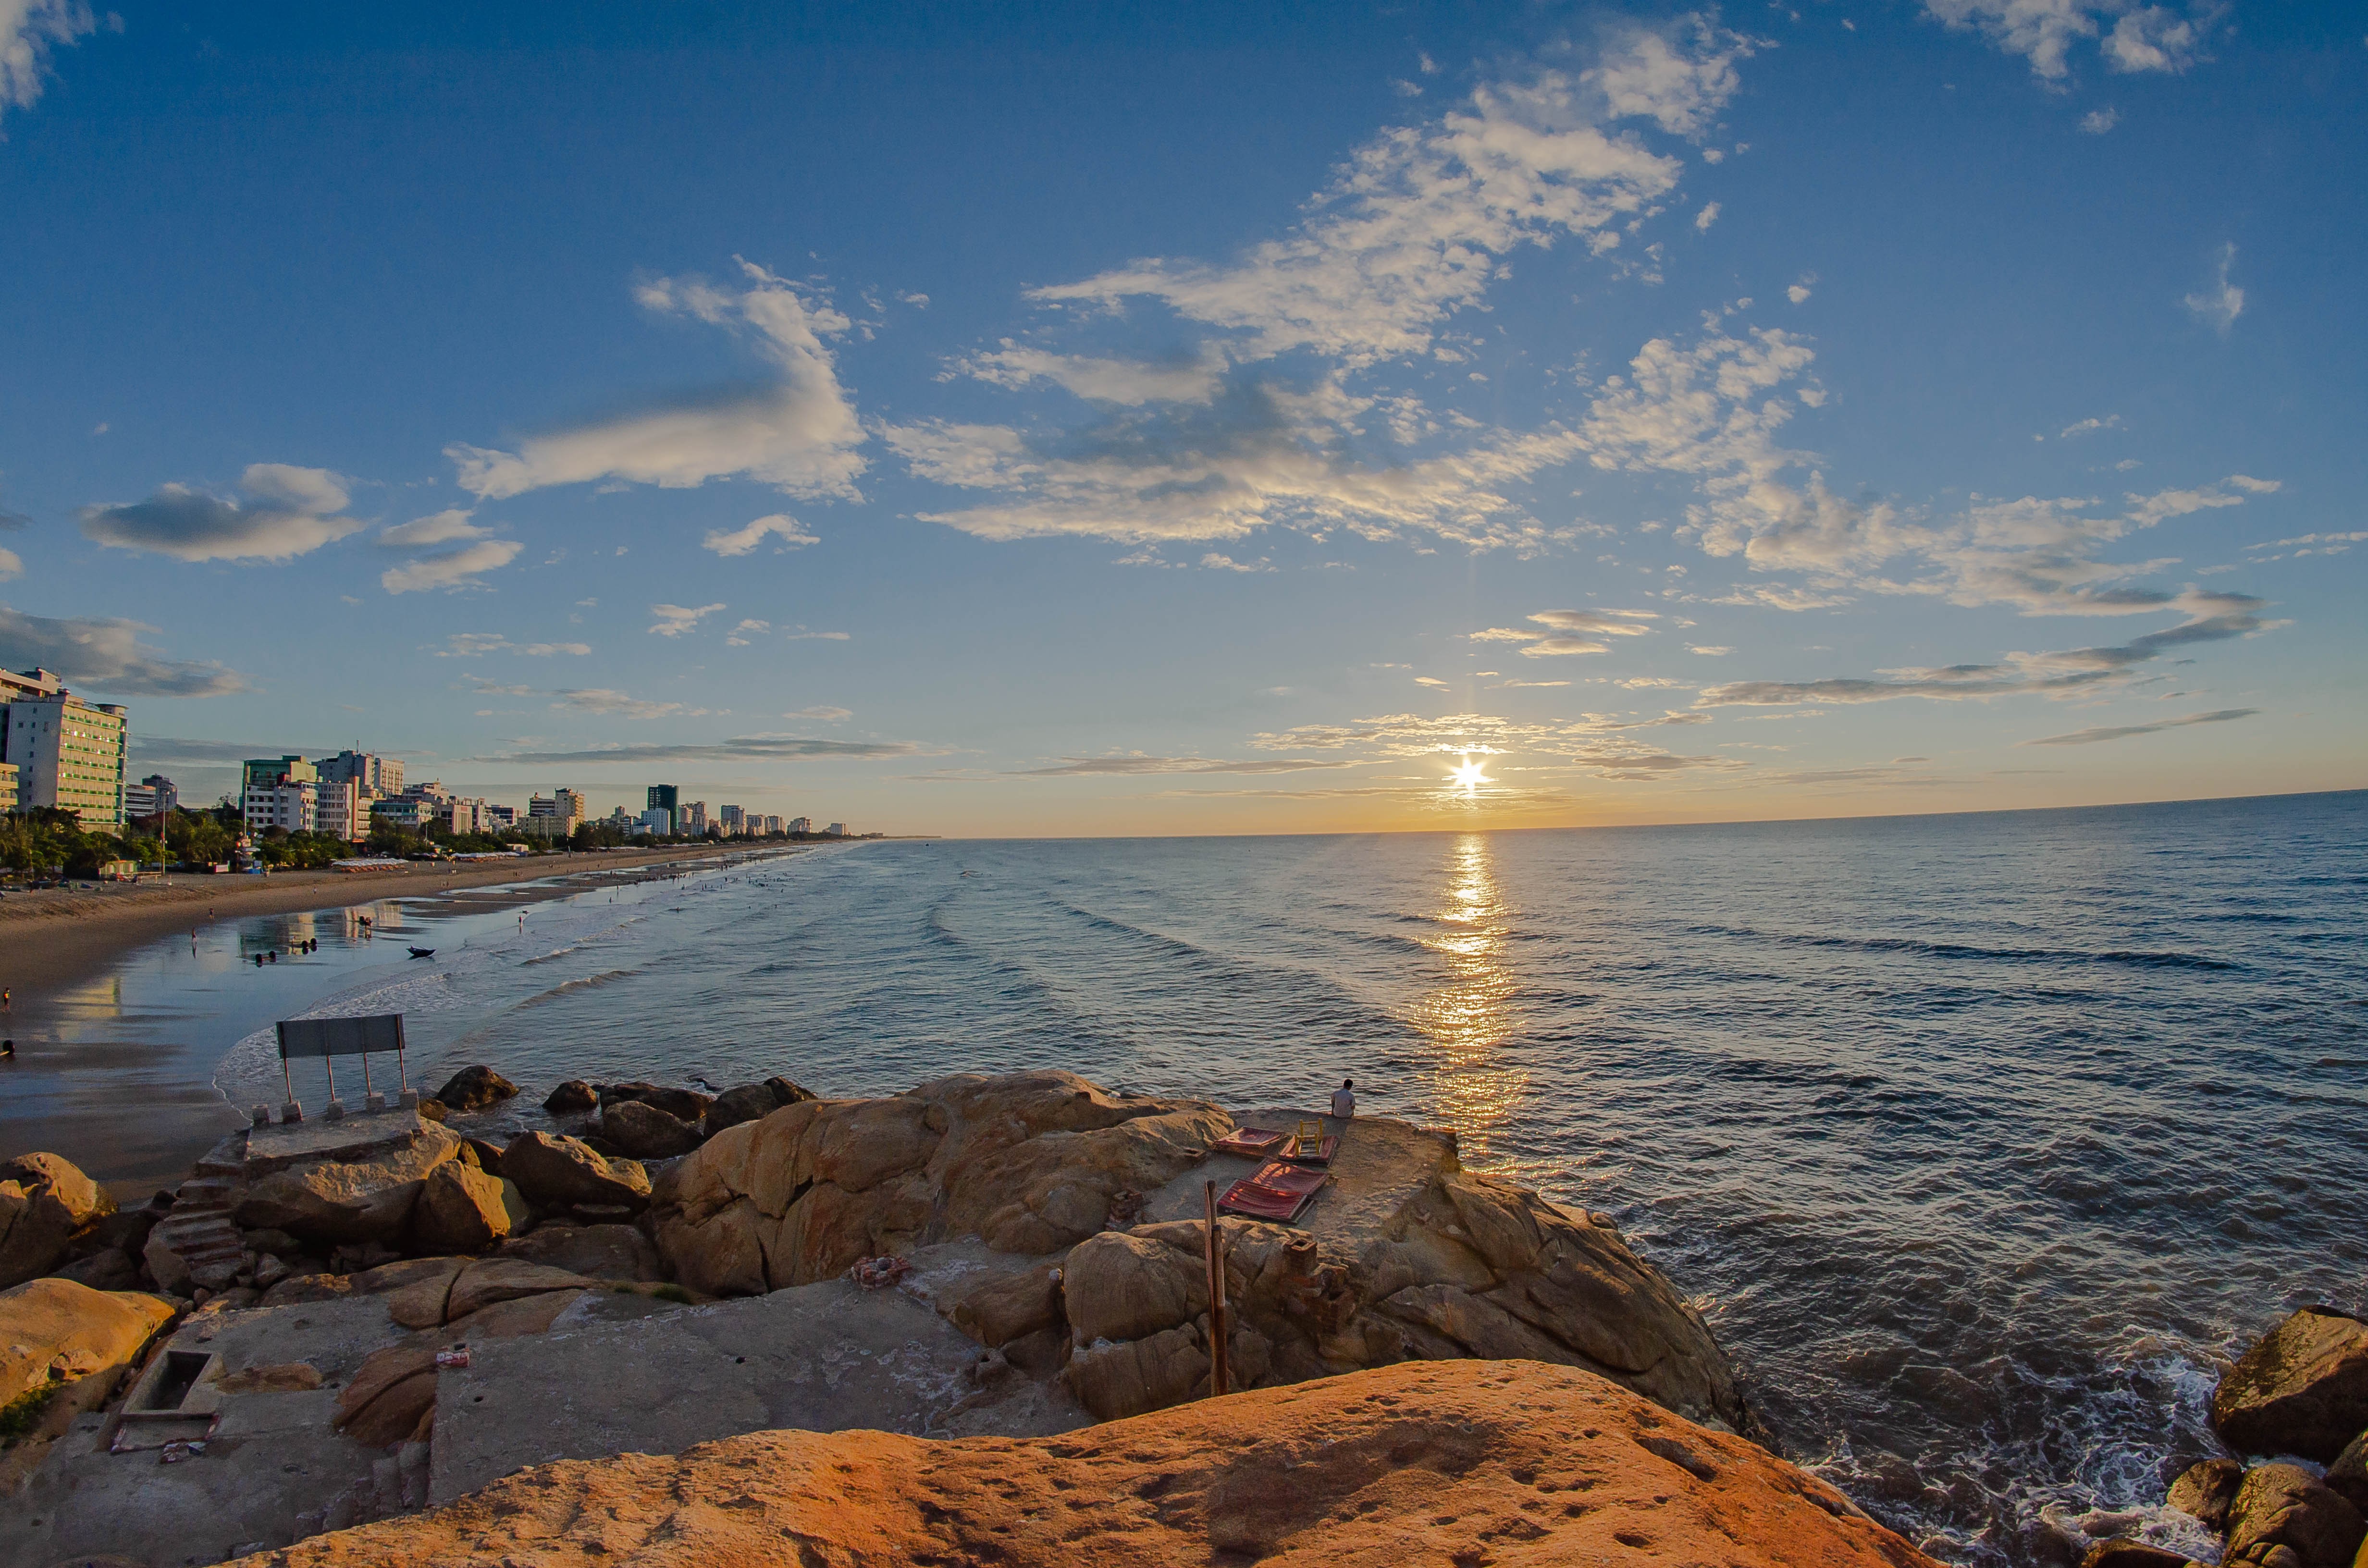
[1,5,2361,835]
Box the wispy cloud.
[956,344,1226,406]
[382,539,524,594]
[0,0,100,118]
[550,687,705,720]
[648,602,727,637]
[1922,1,2210,81]
[0,605,247,697]
[80,465,361,563]
[449,260,867,502]
[434,633,590,658]
[1470,607,1658,656]
[1012,754,1368,777]
[2023,707,2259,746]
[477,734,928,765]
[702,513,818,557]
[2184,242,2244,333]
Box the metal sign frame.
[274,1014,407,1105]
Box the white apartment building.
[371,796,434,831]
[1,667,129,828]
[0,761,18,814]
[315,778,364,840]
[245,779,317,834]
[788,817,812,835]
[681,801,710,834]
[315,750,404,798]
[825,822,848,837]
[124,774,179,820]
[442,797,488,835]
[761,815,783,835]
[718,804,744,834]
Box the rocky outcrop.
[410,1164,530,1254]
[543,1080,599,1113]
[445,1258,593,1321]
[0,1277,175,1406]
[2221,1462,2365,1568]
[433,1066,519,1112]
[654,1071,1229,1293]
[703,1076,816,1137]
[499,1132,652,1212]
[2169,1456,2245,1530]
[646,1071,1746,1435]
[0,1152,111,1288]
[2213,1307,2368,1462]
[599,1099,702,1159]
[599,1082,712,1123]
[2323,1429,2368,1513]
[244,1360,1937,1568]
[496,1222,663,1281]
[236,1123,464,1245]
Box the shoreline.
[0,844,811,1196]
[0,844,775,998]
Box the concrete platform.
[431,1244,1089,1505]
[242,1108,439,1174]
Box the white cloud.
[448,259,866,502]
[0,547,18,581]
[2080,106,2120,133]
[79,464,361,562]
[1787,283,1812,304]
[2184,242,2244,333]
[1689,644,1732,655]
[648,601,727,637]
[0,603,246,696]
[551,688,698,720]
[1694,201,1721,232]
[725,618,770,646]
[785,627,850,640]
[702,513,818,556]
[1250,707,1744,781]
[1580,18,1752,136]
[381,539,524,594]
[784,705,851,722]
[0,0,98,116]
[1467,607,1656,657]
[958,344,1226,405]
[436,633,588,657]
[377,509,486,548]
[1922,1,2209,81]
[2058,414,2123,438]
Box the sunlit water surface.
[65,794,2368,1561]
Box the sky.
[1,1,2362,836]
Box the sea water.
[79,793,2368,1560]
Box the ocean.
[31,790,2368,1562]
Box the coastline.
[0,844,808,1196]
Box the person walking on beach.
[1332,1078,1356,1120]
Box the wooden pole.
[1203,1180,1229,1398]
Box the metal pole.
[324,1054,336,1102]
[395,1017,407,1095]
[1202,1180,1229,1398]
[362,1050,373,1097]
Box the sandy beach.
[0,844,802,1194]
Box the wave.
[1681,923,2242,973]
[514,968,640,1008]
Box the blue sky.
[1,1,2360,834]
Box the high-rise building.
[0,762,18,814]
[645,784,678,835]
[825,822,848,837]
[486,804,518,829]
[761,814,783,835]
[718,804,743,834]
[2,668,130,828]
[242,755,316,794]
[528,788,587,837]
[124,773,179,821]
[681,801,709,833]
[315,750,403,798]
[245,779,317,834]
[442,797,488,835]
[788,816,812,835]
[315,779,364,840]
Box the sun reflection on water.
[1410,833,1530,1173]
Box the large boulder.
[543,1080,599,1114]
[497,1223,664,1282]
[445,1258,594,1321]
[2323,1430,2368,1513]
[599,1082,712,1123]
[236,1126,463,1244]
[945,1265,1065,1348]
[240,1361,1941,1568]
[0,1153,111,1288]
[500,1133,652,1212]
[335,1343,440,1448]
[2168,1456,2245,1530]
[704,1077,817,1137]
[2222,1462,2366,1568]
[434,1065,520,1112]
[2214,1308,2368,1462]
[0,1278,175,1406]
[411,1164,531,1254]
[600,1100,702,1160]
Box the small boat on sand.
[407,946,435,959]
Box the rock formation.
[703,1075,816,1136]
[229,1360,1939,1568]
[597,1099,702,1159]
[649,1070,1749,1433]
[236,1122,463,1245]
[498,1131,652,1213]
[0,1152,112,1288]
[2211,1305,2368,1462]
[432,1066,519,1112]
[0,1276,174,1408]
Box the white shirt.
[1331,1086,1356,1119]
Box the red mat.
[1218,1161,1329,1224]
[1211,1127,1287,1158]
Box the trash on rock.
[848,1255,913,1290]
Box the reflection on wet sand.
[1410,833,1529,1173]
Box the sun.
[1448,754,1492,790]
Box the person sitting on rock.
[1332,1078,1356,1120]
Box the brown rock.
[434,1065,520,1111]
[382,1260,469,1329]
[255,1361,1941,1568]
[411,1164,531,1254]
[2215,1308,2368,1462]
[496,1222,663,1282]
[600,1082,712,1122]
[704,1079,811,1137]
[2324,1430,2368,1514]
[1061,1322,1209,1420]
[1061,1229,1207,1345]
[2078,1544,2194,1568]
[543,1080,599,1113]
[235,1126,463,1244]
[2169,1456,2245,1530]
[55,1249,141,1291]
[446,1258,594,1321]
[654,1200,768,1298]
[416,1098,449,1123]
[2224,1462,2367,1568]
[219,1361,325,1394]
[943,1265,1063,1348]
[501,1132,652,1211]
[600,1099,703,1159]
[334,1343,440,1448]
[0,1278,175,1405]
[445,1287,587,1340]
[0,1152,111,1288]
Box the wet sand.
[0,845,796,1196]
